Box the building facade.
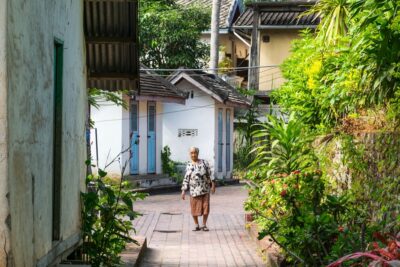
[164,70,250,180]
[0,1,86,265]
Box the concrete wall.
[163,80,216,170]
[201,33,249,67]
[5,0,86,265]
[259,30,299,91]
[163,79,234,179]
[91,98,163,176]
[91,101,126,175]
[0,0,10,265]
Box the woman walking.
[181,147,216,231]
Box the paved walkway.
[132,185,265,267]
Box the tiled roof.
[169,70,251,107]
[139,66,187,102]
[234,1,319,28]
[176,0,240,29]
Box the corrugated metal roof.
[234,2,318,28]
[169,70,251,108]
[84,0,139,92]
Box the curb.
[121,236,147,267]
[245,218,283,267]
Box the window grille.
[178,129,198,137]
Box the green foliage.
[247,0,400,265]
[251,114,316,174]
[89,88,127,110]
[274,0,400,129]
[81,162,146,266]
[234,89,260,171]
[161,146,183,183]
[139,0,210,69]
[245,115,357,265]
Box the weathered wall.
[259,30,299,91]
[0,0,10,265]
[6,0,86,265]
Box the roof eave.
[135,95,186,105]
[233,25,318,29]
[246,1,317,8]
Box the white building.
[91,69,186,177]
[163,70,250,180]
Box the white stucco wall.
[5,0,86,265]
[92,99,163,176]
[259,30,299,91]
[91,101,126,175]
[0,0,10,265]
[163,79,238,180]
[163,80,216,168]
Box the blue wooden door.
[130,102,139,175]
[226,109,231,172]
[218,109,223,172]
[147,102,156,173]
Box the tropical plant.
[139,0,210,69]
[245,115,355,265]
[81,161,146,266]
[308,0,351,44]
[328,232,400,267]
[250,114,316,174]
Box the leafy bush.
[246,115,358,265]
[81,162,146,266]
[161,146,183,183]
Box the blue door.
[147,102,156,173]
[226,109,231,172]
[218,109,223,172]
[130,102,139,175]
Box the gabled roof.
[137,66,187,104]
[168,69,251,108]
[234,1,319,29]
[176,0,243,29]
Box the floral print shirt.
[181,159,214,197]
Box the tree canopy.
[139,0,211,69]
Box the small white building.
[91,69,186,177]
[163,70,250,180]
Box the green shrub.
[161,146,183,183]
[81,161,146,266]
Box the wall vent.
[178,129,198,137]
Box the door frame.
[226,108,231,173]
[130,100,139,175]
[217,108,224,173]
[147,101,157,174]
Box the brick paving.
[132,185,265,267]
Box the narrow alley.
[133,185,265,267]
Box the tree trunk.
[210,0,221,74]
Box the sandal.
[192,225,201,231]
[202,226,209,231]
